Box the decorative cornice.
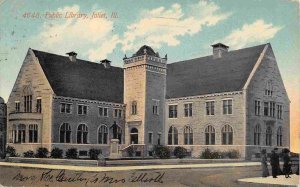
[53,96,125,107]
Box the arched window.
[17,124,26,143]
[184,126,193,145]
[29,124,38,143]
[60,123,71,143]
[98,125,108,144]
[265,80,274,96]
[205,125,215,145]
[277,127,282,146]
[266,126,272,146]
[23,85,33,113]
[77,124,88,144]
[254,124,261,145]
[168,126,178,145]
[222,125,233,145]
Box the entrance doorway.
[130,128,138,144]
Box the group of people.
[261,148,299,178]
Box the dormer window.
[265,80,273,96]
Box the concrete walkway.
[238,174,299,186]
[0,161,260,172]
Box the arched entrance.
[130,128,138,144]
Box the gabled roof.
[166,44,267,98]
[32,50,124,103]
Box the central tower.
[123,45,167,152]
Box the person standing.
[261,149,269,177]
[270,148,280,178]
[282,148,291,178]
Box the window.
[60,103,72,114]
[270,102,275,117]
[254,124,261,145]
[168,105,177,118]
[277,127,282,146]
[148,132,153,144]
[223,99,232,115]
[205,125,215,145]
[184,103,193,117]
[24,95,32,112]
[15,101,20,113]
[99,107,108,117]
[168,126,178,145]
[206,101,215,115]
[222,125,233,145]
[266,126,272,146]
[157,133,161,145]
[36,98,42,113]
[183,126,193,145]
[60,123,71,143]
[265,80,273,96]
[77,124,88,144]
[131,101,137,115]
[17,124,26,143]
[277,105,283,119]
[114,109,122,118]
[98,125,108,144]
[264,102,269,116]
[29,124,38,143]
[78,105,88,115]
[152,100,159,115]
[11,125,17,143]
[255,100,261,116]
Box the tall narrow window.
[152,100,159,115]
[222,125,233,145]
[11,124,17,143]
[24,95,32,113]
[183,126,193,145]
[206,101,215,115]
[15,101,20,113]
[265,80,273,96]
[98,125,108,144]
[270,102,276,117]
[168,126,178,145]
[277,127,282,146]
[168,105,177,118]
[254,124,261,145]
[223,99,232,114]
[29,124,38,143]
[77,124,88,144]
[277,105,283,119]
[17,124,26,143]
[255,100,261,116]
[184,103,193,117]
[264,102,269,116]
[266,126,272,146]
[148,132,153,144]
[131,101,137,115]
[60,123,71,143]
[205,125,215,145]
[36,98,42,113]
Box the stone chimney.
[66,51,77,62]
[100,59,111,68]
[211,43,229,59]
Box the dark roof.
[32,50,124,103]
[211,43,229,48]
[166,44,267,98]
[134,45,159,57]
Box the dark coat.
[270,152,280,166]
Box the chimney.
[211,43,229,59]
[66,51,77,62]
[100,59,111,68]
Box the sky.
[0,0,299,151]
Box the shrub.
[51,147,63,159]
[23,150,35,158]
[153,145,170,159]
[173,146,188,159]
[225,149,240,159]
[89,149,102,160]
[65,148,78,159]
[6,146,17,157]
[200,148,220,159]
[35,147,49,158]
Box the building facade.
[6,43,290,159]
[0,97,6,157]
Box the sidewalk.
[238,175,299,186]
[0,161,260,172]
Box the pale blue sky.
[0,1,299,149]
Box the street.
[0,165,287,187]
